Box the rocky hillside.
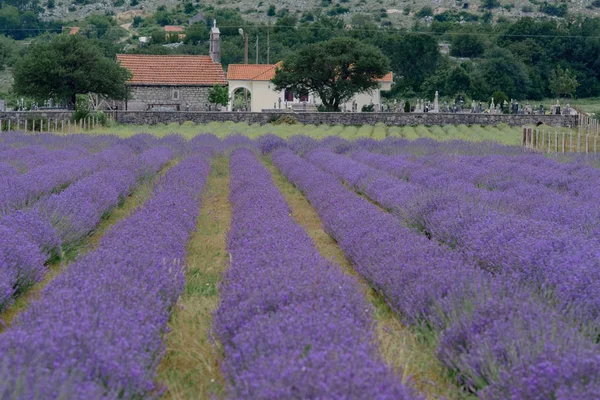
[42,0,600,25]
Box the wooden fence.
[523,114,599,153]
[0,116,102,133]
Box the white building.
[226,63,393,112]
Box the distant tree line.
[3,3,600,106]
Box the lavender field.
[1,131,599,399]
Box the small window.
[172,90,180,100]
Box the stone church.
[115,23,225,112]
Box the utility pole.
[239,29,249,109]
[256,35,259,64]
[267,27,270,64]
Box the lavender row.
[272,148,600,398]
[213,148,418,399]
[343,150,600,329]
[0,146,174,312]
[0,151,212,399]
[0,145,136,216]
[363,151,600,233]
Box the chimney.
[210,20,221,64]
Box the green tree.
[208,85,229,108]
[272,37,390,111]
[13,34,131,106]
[549,66,579,97]
[184,23,209,45]
[450,34,486,58]
[0,35,18,71]
[445,66,473,96]
[382,33,440,93]
[491,90,509,112]
[474,47,531,100]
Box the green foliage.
[361,104,375,112]
[0,5,43,40]
[208,85,229,107]
[473,48,531,100]
[404,101,411,112]
[272,37,390,111]
[450,34,486,58]
[151,29,166,44]
[481,0,500,9]
[415,7,433,18]
[491,90,509,111]
[184,23,209,45]
[0,35,18,71]
[73,94,90,121]
[539,2,567,16]
[13,34,132,106]
[383,33,440,93]
[267,5,276,16]
[549,66,579,98]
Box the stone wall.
[124,85,213,112]
[114,111,578,127]
[0,110,578,129]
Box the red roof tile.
[380,72,393,83]
[116,54,226,86]
[164,25,185,32]
[227,63,282,81]
[228,63,392,83]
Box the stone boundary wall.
[0,110,578,128]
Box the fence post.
[7,119,10,132]
[61,120,64,134]
[25,120,28,133]
[562,132,566,153]
[569,130,573,152]
[586,134,589,153]
[522,127,527,146]
[68,120,71,134]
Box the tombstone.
[433,91,439,113]
[490,97,495,114]
[525,103,532,114]
[0,100,5,112]
[471,99,477,113]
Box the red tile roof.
[227,63,282,81]
[228,63,393,83]
[116,54,226,86]
[164,25,185,32]
[380,72,393,83]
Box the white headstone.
[433,91,439,113]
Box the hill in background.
[42,0,600,26]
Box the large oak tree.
[271,37,390,112]
[13,34,131,106]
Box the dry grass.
[0,161,176,332]
[265,157,466,400]
[157,156,231,399]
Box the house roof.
[116,54,227,86]
[228,63,393,83]
[164,25,185,32]
[380,72,393,83]
[227,63,282,81]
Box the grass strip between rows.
[157,155,231,399]
[265,157,463,400]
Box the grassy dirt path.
[265,157,463,400]
[157,155,231,399]
[0,160,178,332]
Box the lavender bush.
[213,148,419,399]
[0,151,212,398]
[272,148,599,397]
